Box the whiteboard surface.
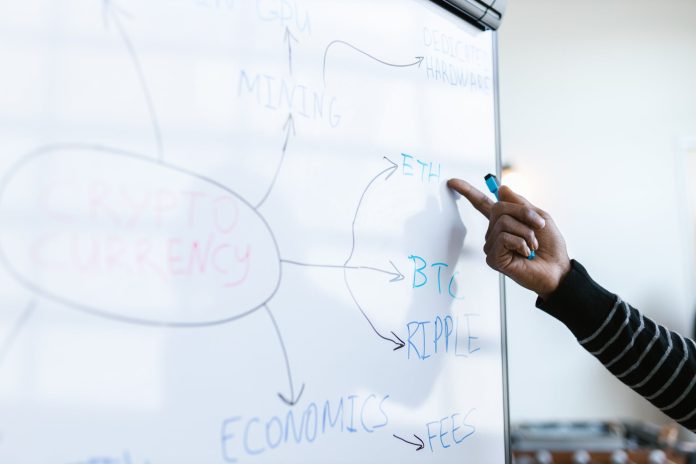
[0,0,506,462]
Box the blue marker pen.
[484,173,535,260]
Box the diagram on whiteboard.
[0,1,505,463]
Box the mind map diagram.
[0,1,488,461]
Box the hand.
[447,178,571,300]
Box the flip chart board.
[0,0,508,462]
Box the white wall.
[498,0,696,425]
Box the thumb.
[499,184,550,224]
[498,184,533,207]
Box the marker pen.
[484,173,535,260]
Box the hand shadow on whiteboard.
[347,193,467,407]
[400,194,467,406]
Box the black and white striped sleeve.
[536,260,696,431]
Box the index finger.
[447,178,493,219]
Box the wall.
[498,0,696,425]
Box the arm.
[447,178,696,431]
[539,259,696,430]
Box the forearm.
[536,260,696,431]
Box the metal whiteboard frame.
[676,137,696,331]
[420,3,512,459]
[493,31,512,464]
[424,2,511,457]
[427,3,511,458]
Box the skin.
[447,178,571,300]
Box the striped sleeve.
[536,260,696,431]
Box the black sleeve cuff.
[535,260,619,341]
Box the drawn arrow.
[280,258,404,283]
[102,0,164,163]
[393,434,425,451]
[390,331,405,351]
[385,260,405,282]
[343,156,405,351]
[322,40,424,86]
[264,305,305,407]
[283,26,299,76]
[0,299,36,369]
[256,113,295,210]
[345,156,397,265]
[282,112,296,152]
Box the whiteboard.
[0,0,507,462]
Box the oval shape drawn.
[0,145,281,326]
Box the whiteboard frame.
[419,5,511,455]
[492,31,512,464]
[675,136,696,326]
